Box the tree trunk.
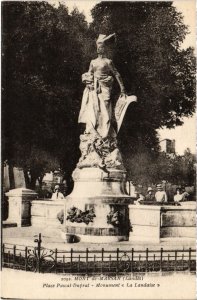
[63,174,74,196]
[38,175,44,189]
[23,169,30,189]
[8,163,15,189]
[30,175,37,190]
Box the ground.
[2,226,196,299]
[2,226,195,251]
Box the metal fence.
[2,233,196,275]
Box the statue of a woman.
[78,34,136,169]
[78,33,126,139]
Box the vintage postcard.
[1,0,196,299]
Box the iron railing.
[2,233,196,274]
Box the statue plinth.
[64,167,133,243]
[63,34,137,243]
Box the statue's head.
[96,42,105,55]
[96,35,106,54]
[96,33,116,55]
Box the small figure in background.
[155,184,168,203]
[45,191,52,199]
[174,188,183,203]
[145,187,155,202]
[181,187,190,201]
[51,185,64,200]
[136,193,145,205]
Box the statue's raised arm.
[108,59,126,96]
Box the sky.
[49,0,196,155]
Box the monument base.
[64,167,133,243]
[61,231,128,243]
[31,199,64,227]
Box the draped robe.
[78,57,121,138]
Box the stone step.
[3,221,17,228]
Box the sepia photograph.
[1,0,196,299]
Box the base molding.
[129,234,160,244]
[66,225,127,236]
[61,231,128,243]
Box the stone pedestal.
[129,204,196,243]
[31,199,64,227]
[5,188,38,227]
[64,168,133,243]
[129,205,161,243]
[160,205,196,238]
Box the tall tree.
[90,1,195,174]
[2,1,89,188]
[170,148,196,186]
[2,1,195,190]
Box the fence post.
[188,248,191,272]
[131,248,134,272]
[13,245,16,268]
[160,248,163,272]
[109,254,111,272]
[62,255,65,273]
[2,244,4,266]
[8,251,10,267]
[37,233,42,273]
[167,254,170,271]
[34,233,42,273]
[25,247,28,271]
[174,250,177,272]
[182,254,184,271]
[55,248,58,273]
[153,254,155,271]
[139,254,141,272]
[78,255,81,273]
[116,248,119,274]
[101,248,104,274]
[93,255,96,273]
[70,248,73,273]
[145,248,149,273]
[86,248,89,275]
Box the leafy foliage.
[91,2,195,127]
[128,147,196,187]
[90,1,195,169]
[2,2,90,187]
[2,1,195,189]
[107,210,123,227]
[66,206,96,225]
[168,148,196,186]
